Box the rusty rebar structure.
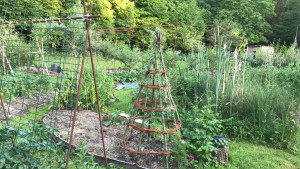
[65,1,108,168]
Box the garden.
[0,0,300,169]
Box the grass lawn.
[105,88,137,113]
[227,142,300,169]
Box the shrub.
[112,70,143,83]
[94,39,143,69]
[181,105,225,167]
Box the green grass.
[227,142,300,169]
[105,89,136,113]
[11,105,51,125]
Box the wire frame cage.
[0,0,108,168]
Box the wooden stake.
[1,40,14,76]
[1,40,6,74]
[36,38,49,75]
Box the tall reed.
[171,43,300,150]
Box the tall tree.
[90,0,135,29]
[133,0,170,25]
[273,0,300,45]
[216,0,276,44]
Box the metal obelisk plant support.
[65,1,108,169]
[121,27,182,169]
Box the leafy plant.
[171,135,189,169]
[69,140,103,169]
[112,70,143,83]
[0,122,59,168]
[181,105,224,166]
[58,65,114,111]
[103,111,120,126]
[1,72,54,99]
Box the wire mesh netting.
[0,0,89,167]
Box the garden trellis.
[0,0,108,168]
[120,27,182,169]
[0,0,245,168]
[90,25,244,168]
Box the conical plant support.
[121,28,181,169]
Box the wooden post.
[1,40,6,74]
[1,40,14,76]
[213,146,229,164]
[36,38,49,75]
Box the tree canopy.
[1,0,299,46]
[273,0,300,45]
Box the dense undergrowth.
[170,43,300,156]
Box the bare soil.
[43,110,176,169]
[0,92,55,120]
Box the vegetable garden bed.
[43,110,176,169]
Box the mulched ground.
[43,110,176,169]
[0,92,55,120]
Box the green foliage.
[0,121,119,169]
[58,65,114,111]
[0,25,35,69]
[1,72,53,98]
[90,0,135,28]
[181,105,225,166]
[95,39,143,69]
[0,122,58,168]
[133,0,169,25]
[0,0,65,41]
[274,63,300,95]
[69,140,104,168]
[171,44,300,151]
[103,111,120,126]
[221,82,298,148]
[215,0,276,44]
[273,0,300,45]
[113,70,143,82]
[32,2,85,49]
[81,64,114,111]
[0,0,62,21]
[170,135,189,169]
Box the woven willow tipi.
[121,28,182,169]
